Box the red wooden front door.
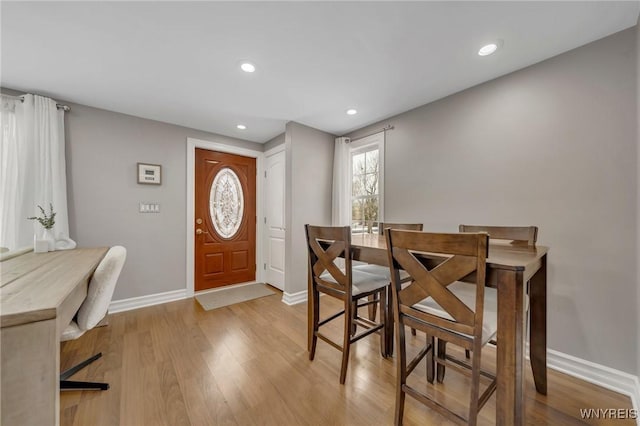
[194,148,256,291]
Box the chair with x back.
[305,225,390,384]
[354,223,423,324]
[459,224,537,246]
[386,230,496,425]
[452,225,538,366]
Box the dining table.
[350,233,548,426]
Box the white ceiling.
[2,2,638,143]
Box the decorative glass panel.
[210,167,244,238]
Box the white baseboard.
[109,289,188,314]
[282,290,307,305]
[534,346,640,422]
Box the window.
[349,133,384,234]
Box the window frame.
[348,132,385,234]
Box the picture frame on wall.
[137,162,162,185]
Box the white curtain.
[331,136,351,226]
[0,94,74,250]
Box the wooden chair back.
[386,230,488,344]
[459,224,537,246]
[305,225,353,297]
[379,222,423,236]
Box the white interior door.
[264,149,285,290]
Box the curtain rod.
[1,93,71,112]
[347,124,394,143]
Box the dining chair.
[305,225,390,384]
[354,223,423,325]
[386,230,497,426]
[459,224,537,246]
[455,225,538,363]
[60,245,126,391]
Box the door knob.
[196,229,203,235]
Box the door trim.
[263,144,284,158]
[186,137,264,297]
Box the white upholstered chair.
[60,245,126,391]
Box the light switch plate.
[139,202,160,213]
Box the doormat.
[195,283,276,311]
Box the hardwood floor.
[60,288,634,425]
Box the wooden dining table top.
[350,233,548,273]
[0,248,108,328]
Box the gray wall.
[264,132,285,152]
[68,104,261,301]
[347,28,638,374]
[636,20,640,380]
[284,122,335,295]
[0,88,263,301]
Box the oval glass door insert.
[210,167,244,238]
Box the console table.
[1,248,108,426]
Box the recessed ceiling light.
[236,124,247,130]
[478,43,499,56]
[346,109,358,115]
[240,62,256,73]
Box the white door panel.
[269,238,285,273]
[264,150,285,290]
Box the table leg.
[529,254,547,394]
[496,269,525,426]
[1,319,58,426]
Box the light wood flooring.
[60,288,634,425]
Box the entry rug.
[195,283,276,311]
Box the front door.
[195,148,256,291]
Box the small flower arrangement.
[27,204,56,230]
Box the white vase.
[33,235,48,253]
[41,228,56,252]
